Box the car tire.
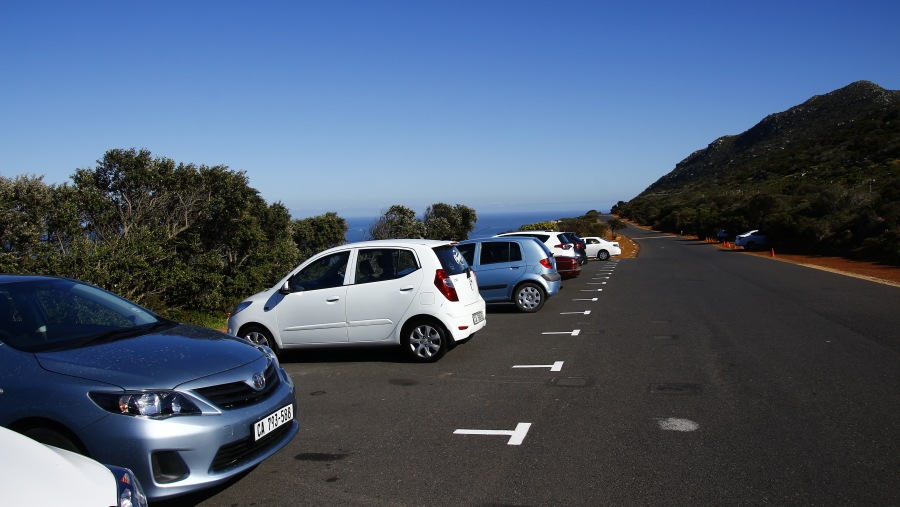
[23,427,85,455]
[401,319,447,363]
[597,250,610,261]
[514,282,545,313]
[745,241,756,251]
[241,325,280,356]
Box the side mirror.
[279,281,292,294]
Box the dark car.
[560,232,588,265]
[0,275,298,501]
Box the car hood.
[36,324,262,390]
[0,427,115,507]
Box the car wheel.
[23,427,85,454]
[745,241,756,251]
[401,319,447,363]
[241,325,280,356]
[597,250,610,261]
[514,282,545,313]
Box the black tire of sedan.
[242,325,280,356]
[401,319,447,362]
[514,282,545,313]
[597,250,610,261]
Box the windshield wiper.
[78,320,174,347]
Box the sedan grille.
[194,362,280,410]
[210,422,293,473]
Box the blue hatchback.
[457,237,561,312]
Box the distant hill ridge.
[615,80,900,263]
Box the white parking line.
[580,289,602,292]
[542,329,581,336]
[655,418,699,432]
[573,298,598,302]
[454,422,532,445]
[513,361,564,372]
[561,310,591,315]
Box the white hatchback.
[228,239,486,362]
[581,236,622,260]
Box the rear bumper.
[444,299,487,342]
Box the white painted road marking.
[656,418,700,432]
[580,289,602,292]
[573,298,598,302]
[513,361,564,372]
[454,422,532,445]
[561,310,591,315]
[542,329,581,336]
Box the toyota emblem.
[251,372,266,391]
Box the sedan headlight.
[90,391,201,418]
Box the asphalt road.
[173,223,900,506]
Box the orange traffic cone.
[770,248,775,257]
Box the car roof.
[314,238,459,256]
[0,274,68,285]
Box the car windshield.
[0,278,165,353]
[432,245,470,276]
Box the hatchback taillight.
[434,269,459,301]
[540,258,553,269]
[554,244,572,250]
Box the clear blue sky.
[2,1,898,218]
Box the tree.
[606,218,628,239]
[369,205,426,239]
[423,203,477,240]
[292,212,348,260]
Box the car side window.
[290,251,350,291]
[586,238,598,245]
[355,248,419,284]
[456,244,475,266]
[480,242,523,265]
[480,242,508,265]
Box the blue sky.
[2,1,898,218]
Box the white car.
[228,239,486,362]
[0,426,148,507]
[581,236,622,260]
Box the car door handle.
[399,286,415,292]
[326,296,341,302]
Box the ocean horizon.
[344,209,596,243]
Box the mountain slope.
[615,81,900,262]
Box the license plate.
[472,311,484,325]
[254,404,294,441]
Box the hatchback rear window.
[432,245,469,275]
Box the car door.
[472,241,525,302]
[276,250,350,345]
[346,248,424,343]
[584,237,600,258]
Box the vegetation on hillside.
[613,81,900,263]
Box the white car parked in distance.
[228,239,486,362]
[581,236,622,260]
[0,426,148,507]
